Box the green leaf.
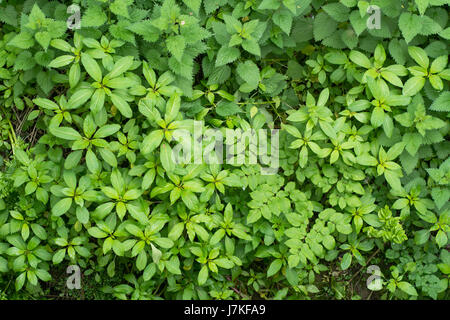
[165,93,181,123]
[81,53,102,82]
[322,3,350,22]
[258,0,281,10]
[8,32,34,49]
[415,0,429,16]
[69,89,94,108]
[90,89,106,113]
[110,94,132,118]
[15,272,26,291]
[408,46,429,69]
[166,35,186,62]
[236,60,260,90]
[323,235,335,250]
[48,55,75,68]
[267,259,283,277]
[430,55,448,74]
[439,27,450,40]
[136,250,147,271]
[414,229,430,245]
[285,268,298,286]
[69,63,81,88]
[216,46,240,67]
[142,130,164,154]
[384,170,402,191]
[399,13,422,43]
[107,56,134,79]
[198,265,209,285]
[50,39,73,52]
[397,282,418,296]
[341,252,352,270]
[182,0,201,14]
[52,249,66,264]
[242,39,261,56]
[386,142,405,160]
[160,142,175,173]
[76,207,90,224]
[403,133,422,155]
[402,76,425,96]
[215,258,234,269]
[419,15,442,36]
[349,10,366,36]
[110,0,131,18]
[82,6,107,27]
[33,98,59,110]
[371,107,385,128]
[210,229,225,245]
[349,51,371,69]
[86,149,100,174]
[52,198,72,216]
[94,124,120,139]
[431,188,449,210]
[273,8,293,35]
[313,12,337,41]
[216,101,241,116]
[436,230,448,248]
[319,121,336,140]
[50,127,82,140]
[35,31,51,51]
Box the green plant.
[0,0,448,301]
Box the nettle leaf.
[216,46,240,66]
[8,32,35,49]
[182,0,202,14]
[82,6,107,27]
[388,39,408,65]
[236,60,260,90]
[314,12,338,41]
[439,27,450,40]
[215,100,241,116]
[322,3,350,22]
[50,127,82,140]
[273,8,293,35]
[419,15,443,36]
[0,5,18,27]
[349,10,366,36]
[166,35,186,62]
[35,32,51,51]
[415,0,429,16]
[110,0,132,19]
[259,0,281,10]
[430,91,450,112]
[399,13,422,43]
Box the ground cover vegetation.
[0,0,449,300]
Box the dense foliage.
[0,0,449,300]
